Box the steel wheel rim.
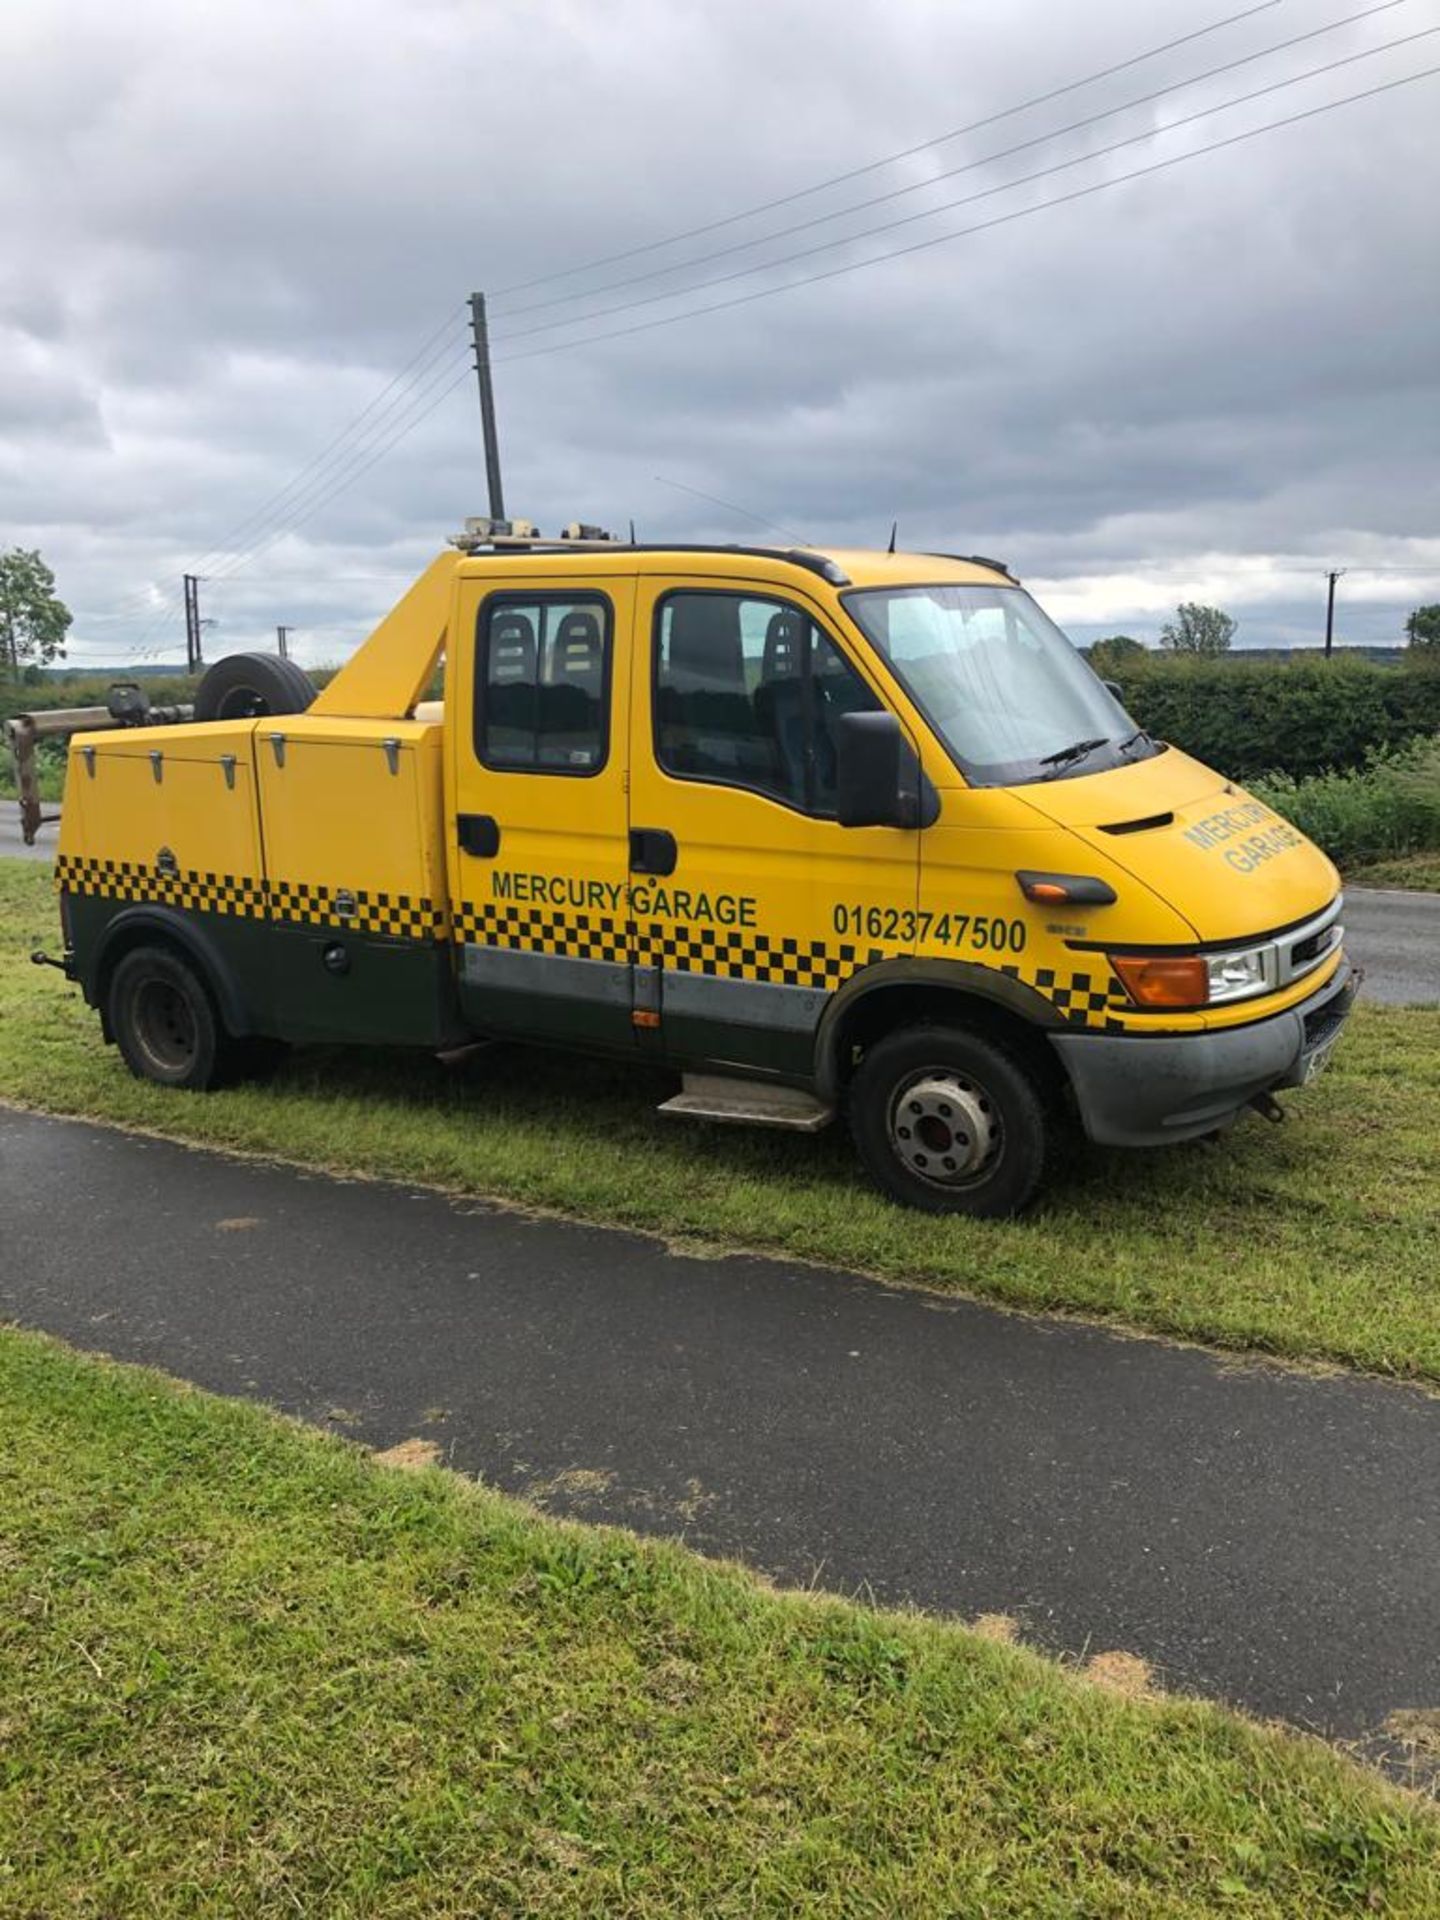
[887,1068,1003,1189]
[214,685,270,720]
[134,979,198,1074]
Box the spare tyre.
[193,652,316,723]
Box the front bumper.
[1050,959,1358,1148]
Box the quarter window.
[655,592,880,814]
[475,596,610,774]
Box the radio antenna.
[654,475,808,546]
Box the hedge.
[1105,656,1440,781]
[1249,735,1440,867]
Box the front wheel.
[848,1024,1051,1217]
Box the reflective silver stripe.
[461,943,630,1005]
[661,968,827,1032]
[461,942,833,1031]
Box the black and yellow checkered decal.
[56,856,1130,1027]
[451,899,631,965]
[267,878,445,942]
[634,922,883,992]
[56,855,444,943]
[451,897,878,991]
[997,963,1130,1034]
[56,853,268,920]
[450,895,1129,1027]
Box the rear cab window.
[475,593,611,775]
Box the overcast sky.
[2,0,1438,666]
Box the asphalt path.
[2,1106,1436,1749]
[1344,887,1439,1004]
[0,812,51,860]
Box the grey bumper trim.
[1050,960,1356,1147]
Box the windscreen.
[844,584,1158,787]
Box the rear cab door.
[447,563,638,1050]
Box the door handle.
[629,827,677,876]
[457,813,501,858]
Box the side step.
[657,1074,835,1133]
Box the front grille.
[1275,898,1343,988]
[1292,923,1339,968]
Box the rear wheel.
[108,945,229,1091]
[849,1024,1051,1217]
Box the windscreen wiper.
[1038,736,1108,777]
[1116,727,1153,756]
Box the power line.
[494,0,1412,326]
[201,360,478,587]
[107,306,466,626]
[487,0,1286,302]
[492,24,1438,349]
[194,340,471,585]
[182,306,467,575]
[158,44,1440,608]
[197,347,474,588]
[490,58,1440,369]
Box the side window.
[655,592,880,814]
[475,596,610,775]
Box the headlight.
[1205,944,1272,1003]
[1110,943,1275,1009]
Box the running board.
[657,1075,835,1133]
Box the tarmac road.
[1343,887,1439,1004]
[2,1105,1437,1749]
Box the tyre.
[848,1024,1051,1217]
[193,651,315,723]
[107,945,230,1091]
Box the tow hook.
[1248,1089,1285,1124]
[30,948,75,979]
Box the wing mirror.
[836,711,937,829]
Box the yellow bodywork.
[56,542,1343,1053]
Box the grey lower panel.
[660,968,827,1033]
[461,942,630,1006]
[1051,961,1355,1147]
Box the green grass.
[1,1325,1436,1916]
[1349,853,1440,891]
[4,857,1439,1382]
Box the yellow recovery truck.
[40,524,1355,1216]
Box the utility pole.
[1324,568,1345,658]
[183,573,205,674]
[276,625,291,660]
[468,291,506,522]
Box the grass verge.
[1,1325,1437,1915]
[1349,854,1440,892]
[3,857,1439,1382]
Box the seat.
[551,609,604,699]
[485,611,538,761]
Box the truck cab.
[49,529,1355,1215]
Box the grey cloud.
[1,0,1437,663]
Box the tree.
[1089,634,1146,676]
[0,548,71,679]
[1405,604,1440,651]
[1159,602,1235,655]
